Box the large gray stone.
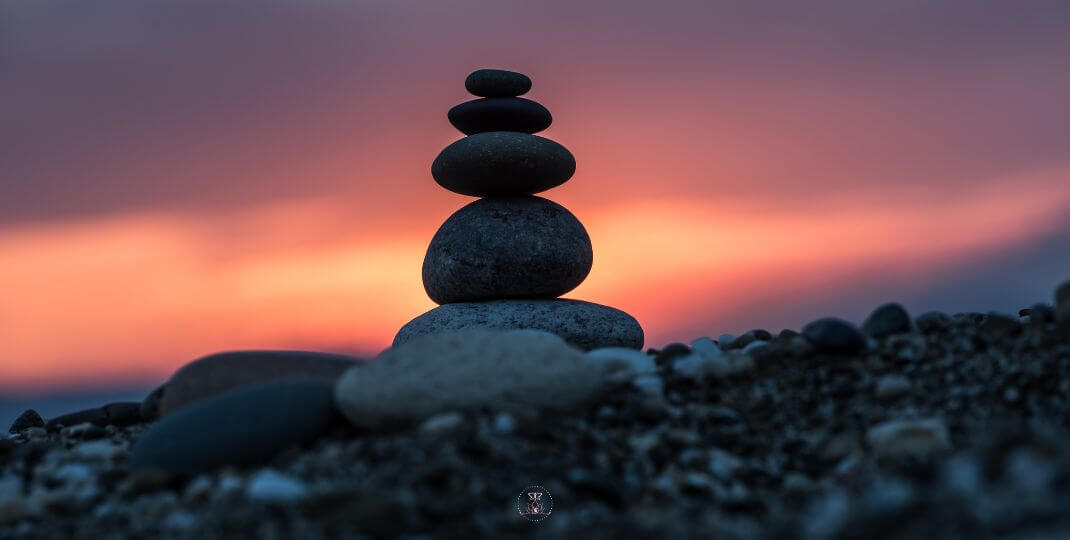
[335,329,609,429]
[422,196,592,304]
[432,132,575,197]
[129,380,338,474]
[393,299,644,351]
[158,350,361,416]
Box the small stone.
[100,402,143,427]
[874,375,911,400]
[129,380,338,474]
[865,418,951,459]
[9,410,44,433]
[71,440,123,460]
[492,412,517,435]
[586,347,656,383]
[245,470,308,503]
[419,412,466,436]
[432,132,576,197]
[654,343,690,366]
[708,449,743,480]
[422,196,591,304]
[741,340,769,355]
[915,311,951,331]
[717,334,737,349]
[979,312,1021,338]
[45,408,107,431]
[448,97,552,135]
[465,68,532,97]
[162,510,198,532]
[63,422,107,440]
[338,329,608,429]
[159,350,360,416]
[1056,279,1070,307]
[802,317,865,354]
[1028,303,1054,324]
[393,299,644,351]
[862,303,912,338]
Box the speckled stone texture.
[464,68,531,97]
[392,299,645,351]
[431,132,575,197]
[335,329,606,430]
[422,196,592,304]
[447,97,552,135]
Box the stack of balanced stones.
[393,69,644,351]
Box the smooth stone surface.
[448,97,551,135]
[465,69,531,97]
[422,196,592,304]
[336,329,608,429]
[393,299,644,351]
[9,409,44,433]
[866,418,951,459]
[159,350,360,416]
[45,402,142,432]
[862,303,912,338]
[802,317,865,354]
[140,385,165,421]
[432,132,575,197]
[129,380,338,474]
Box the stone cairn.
[393,69,644,351]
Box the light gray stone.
[392,299,643,351]
[866,418,951,459]
[335,329,610,429]
[422,196,592,304]
[245,470,309,503]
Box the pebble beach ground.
[4,287,1070,539]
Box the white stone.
[866,418,951,459]
[585,347,655,383]
[632,374,664,397]
[492,412,517,434]
[163,510,198,531]
[742,340,769,354]
[419,412,465,435]
[691,337,721,357]
[245,470,308,503]
[71,440,123,460]
[708,449,743,480]
[674,340,753,381]
[335,329,606,429]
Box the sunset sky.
[2,1,1069,395]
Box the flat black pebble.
[465,69,532,97]
[9,409,45,433]
[448,97,552,135]
[432,132,575,197]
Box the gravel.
[4,293,1070,538]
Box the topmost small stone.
[465,69,532,97]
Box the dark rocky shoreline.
[4,285,1070,539]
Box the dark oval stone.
[128,380,338,474]
[432,132,575,197]
[802,317,865,354]
[862,303,912,338]
[465,69,531,97]
[447,97,551,135]
[393,299,644,351]
[158,350,360,416]
[45,407,107,431]
[9,409,44,433]
[422,196,592,304]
